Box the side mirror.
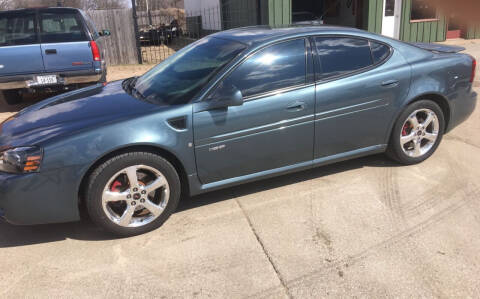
[99,29,111,37]
[208,83,243,110]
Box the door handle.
[45,49,57,55]
[286,101,305,111]
[381,79,399,87]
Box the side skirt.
[188,144,387,196]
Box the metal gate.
[131,0,202,64]
[131,0,266,64]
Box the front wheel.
[86,152,181,236]
[387,100,445,165]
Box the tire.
[386,100,445,165]
[86,152,181,236]
[2,89,21,105]
[99,68,107,84]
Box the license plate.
[36,75,57,85]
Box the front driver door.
[193,38,315,184]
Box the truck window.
[0,12,38,47]
[40,12,88,43]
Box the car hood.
[0,80,166,147]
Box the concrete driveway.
[0,42,479,298]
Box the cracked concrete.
[0,40,479,298]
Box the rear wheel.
[86,152,181,236]
[2,89,22,105]
[387,100,445,165]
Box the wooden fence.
[87,9,139,65]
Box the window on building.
[314,37,373,80]
[218,39,306,98]
[385,0,395,17]
[411,0,437,21]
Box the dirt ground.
[0,40,479,298]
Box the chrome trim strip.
[196,114,315,147]
[315,99,385,117]
[316,104,389,122]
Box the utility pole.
[131,0,143,64]
[146,0,152,26]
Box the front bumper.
[0,69,102,90]
[0,167,82,225]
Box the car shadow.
[0,154,399,248]
[0,92,53,114]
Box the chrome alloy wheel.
[102,165,170,227]
[400,108,440,158]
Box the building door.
[446,14,463,39]
[381,0,402,38]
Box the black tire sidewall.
[86,152,181,236]
[2,90,21,105]
[388,100,445,165]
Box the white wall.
[184,0,222,30]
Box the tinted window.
[132,37,246,105]
[220,39,306,98]
[40,12,87,43]
[315,37,373,79]
[0,12,37,47]
[82,12,99,40]
[370,42,390,64]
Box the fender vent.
[167,116,187,130]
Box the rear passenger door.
[0,10,45,75]
[39,9,93,72]
[313,36,411,159]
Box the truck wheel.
[99,69,107,84]
[2,90,21,105]
[386,100,445,165]
[86,152,181,236]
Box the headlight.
[0,147,43,174]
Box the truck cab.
[0,7,109,105]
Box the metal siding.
[367,0,383,34]
[400,0,410,41]
[268,0,274,25]
[436,17,446,41]
[423,22,431,42]
[430,20,437,43]
[400,0,446,42]
[375,0,383,33]
[267,0,291,26]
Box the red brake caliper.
[402,123,409,136]
[110,180,123,192]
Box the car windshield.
[128,37,246,105]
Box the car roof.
[0,7,81,14]
[210,25,366,47]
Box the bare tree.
[135,0,183,11]
[0,0,10,10]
